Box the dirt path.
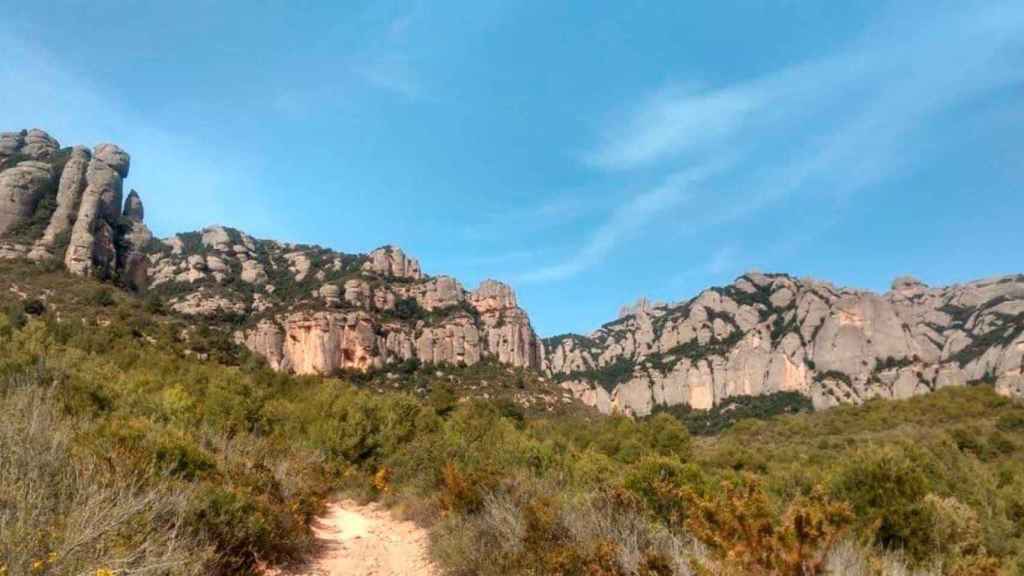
[279,499,438,576]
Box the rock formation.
[0,160,53,236]
[547,272,1024,415]
[135,225,544,374]
[0,129,152,287]
[3,128,1021,413]
[362,245,422,280]
[123,189,144,222]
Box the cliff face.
[230,244,543,374]
[4,128,1022,412]
[546,272,1024,415]
[147,231,544,374]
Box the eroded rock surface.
[0,161,53,236]
[0,129,150,286]
[547,273,1024,415]
[136,225,544,374]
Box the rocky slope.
[3,128,1021,415]
[547,273,1024,415]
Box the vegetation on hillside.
[1,260,1023,575]
[652,391,814,436]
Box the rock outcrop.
[28,146,90,260]
[226,262,544,374]
[0,129,59,162]
[363,245,422,280]
[135,224,543,374]
[547,273,1024,415]
[123,189,144,222]
[0,160,53,236]
[1,129,150,287]
[64,145,130,277]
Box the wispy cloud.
[516,164,722,284]
[352,4,425,99]
[589,3,1024,176]
[705,245,740,276]
[546,1,1024,286]
[353,54,421,99]
[586,85,761,171]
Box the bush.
[22,298,45,316]
[684,478,853,576]
[830,447,934,561]
[652,391,813,436]
[188,485,308,573]
[0,378,210,575]
[623,455,705,524]
[997,412,1024,432]
[89,286,116,307]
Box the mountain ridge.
[3,128,1021,415]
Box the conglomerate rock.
[546,273,1024,415]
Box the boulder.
[0,161,53,236]
[123,189,144,222]
[22,129,60,160]
[92,143,130,178]
[240,259,268,284]
[362,245,422,279]
[201,226,232,250]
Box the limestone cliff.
[547,272,1024,415]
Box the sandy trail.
[279,500,438,576]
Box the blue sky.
[1,1,1022,336]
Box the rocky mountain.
[3,128,1021,415]
[149,230,545,374]
[547,272,1024,415]
[1,129,545,377]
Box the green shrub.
[830,447,935,561]
[652,391,813,436]
[89,286,116,307]
[997,412,1024,432]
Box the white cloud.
[352,4,425,99]
[517,164,723,283]
[586,85,761,171]
[523,1,1024,287]
[586,1,1024,180]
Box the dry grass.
[0,371,211,575]
[430,476,699,576]
[825,541,940,576]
